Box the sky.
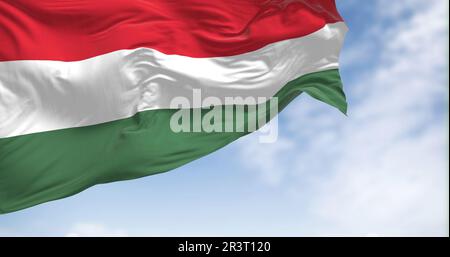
[0,0,448,236]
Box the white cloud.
[239,136,294,186]
[65,223,128,237]
[237,0,448,236]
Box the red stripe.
[0,0,342,61]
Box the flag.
[0,0,347,213]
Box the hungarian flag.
[0,0,347,213]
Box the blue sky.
[0,0,448,236]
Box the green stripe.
[0,69,346,213]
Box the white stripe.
[0,22,346,138]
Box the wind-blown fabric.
[0,0,347,213]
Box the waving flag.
[0,0,347,213]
